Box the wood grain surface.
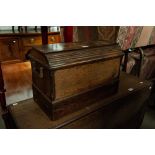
[55,58,120,100]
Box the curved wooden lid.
[28,41,123,70]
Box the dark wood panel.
[62,88,149,129]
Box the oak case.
[28,41,123,120]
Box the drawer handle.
[50,36,55,42]
[30,38,35,43]
[12,40,16,43]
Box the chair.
[117,26,155,80]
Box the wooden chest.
[27,41,123,120]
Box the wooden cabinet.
[0,32,61,62]
[48,34,61,44]
[21,34,61,60]
[22,36,42,46]
[0,37,20,62]
[21,36,42,60]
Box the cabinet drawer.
[22,36,42,46]
[48,34,61,44]
[0,38,20,61]
[22,34,60,46]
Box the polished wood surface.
[0,32,61,62]
[0,37,20,62]
[22,36,42,46]
[5,72,152,129]
[1,61,32,106]
[31,41,119,54]
[48,35,61,44]
[22,34,61,60]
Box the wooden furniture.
[41,26,48,44]
[3,72,152,129]
[27,41,123,120]
[0,62,7,112]
[0,37,20,62]
[0,31,61,62]
[1,61,32,106]
[0,26,53,121]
